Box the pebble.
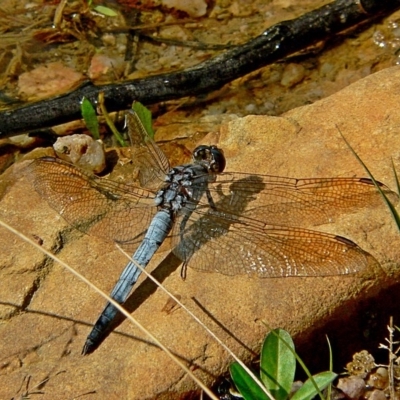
[160,0,207,17]
[367,389,387,400]
[367,367,389,390]
[337,376,366,399]
[88,54,125,80]
[53,134,106,174]
[18,62,84,101]
[280,63,306,88]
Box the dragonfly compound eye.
[192,145,209,161]
[192,145,226,173]
[209,146,226,173]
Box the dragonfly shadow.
[105,252,182,340]
[192,297,258,357]
[0,302,222,381]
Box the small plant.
[378,317,400,399]
[80,97,100,140]
[229,328,337,400]
[80,95,155,147]
[87,0,118,17]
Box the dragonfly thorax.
[154,164,210,212]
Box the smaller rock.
[280,63,306,88]
[366,389,387,400]
[7,134,37,148]
[337,376,366,400]
[18,62,84,101]
[161,0,207,17]
[367,367,389,390]
[53,134,106,174]
[289,381,304,397]
[88,53,125,81]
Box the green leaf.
[93,5,118,16]
[260,329,296,400]
[230,362,269,400]
[291,371,337,400]
[392,157,400,199]
[326,336,333,400]
[132,101,154,139]
[80,97,100,140]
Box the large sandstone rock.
[1,66,400,399]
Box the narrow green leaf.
[337,126,400,231]
[230,362,269,400]
[93,5,118,16]
[260,329,296,400]
[291,371,337,400]
[132,101,154,139]
[391,157,400,197]
[80,97,100,140]
[326,336,333,400]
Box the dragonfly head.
[192,145,226,174]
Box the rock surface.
[1,66,400,399]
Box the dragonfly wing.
[26,157,158,253]
[125,110,170,189]
[208,173,398,226]
[172,209,368,277]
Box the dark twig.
[0,0,399,137]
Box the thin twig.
[389,317,396,400]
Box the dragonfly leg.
[180,261,188,280]
[206,188,217,209]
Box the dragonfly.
[26,110,397,355]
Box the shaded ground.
[1,0,400,121]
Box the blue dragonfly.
[26,110,397,354]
